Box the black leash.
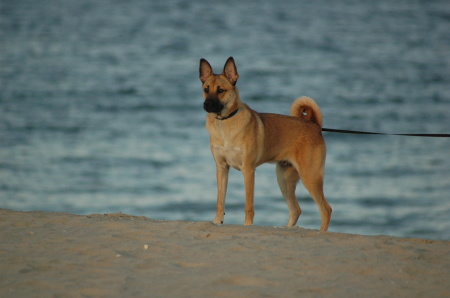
[322,128,450,138]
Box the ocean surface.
[1,0,449,240]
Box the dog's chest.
[212,144,243,170]
[207,118,249,170]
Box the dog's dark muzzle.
[203,98,224,114]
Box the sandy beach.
[0,209,448,297]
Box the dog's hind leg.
[296,160,332,231]
[276,162,301,227]
[295,147,332,231]
[302,176,331,231]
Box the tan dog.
[199,57,332,231]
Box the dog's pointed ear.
[222,57,239,85]
[199,58,214,83]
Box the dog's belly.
[212,145,243,170]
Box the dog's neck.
[215,87,242,120]
[215,108,239,120]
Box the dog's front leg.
[242,167,255,225]
[214,164,229,224]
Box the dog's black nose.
[203,99,213,109]
[203,98,224,113]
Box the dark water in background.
[1,0,449,240]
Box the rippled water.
[1,0,449,239]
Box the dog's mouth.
[203,98,224,114]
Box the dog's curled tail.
[290,96,323,127]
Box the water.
[1,0,449,240]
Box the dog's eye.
[217,88,226,94]
[204,87,209,93]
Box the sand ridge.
[0,209,448,297]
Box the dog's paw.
[213,221,223,227]
[213,212,225,225]
[213,219,224,225]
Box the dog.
[199,57,332,231]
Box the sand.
[0,209,448,297]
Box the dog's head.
[199,57,239,116]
